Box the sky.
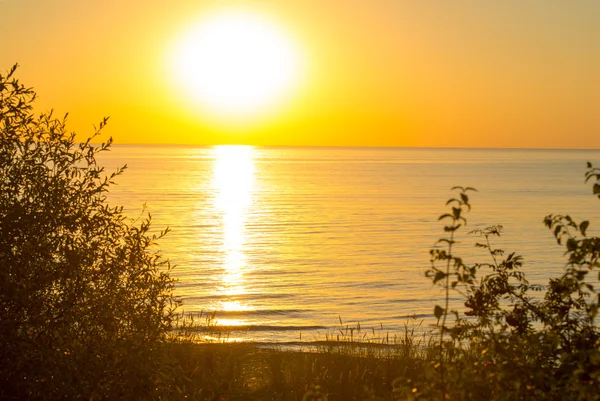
[1,0,599,148]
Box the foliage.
[4,64,600,400]
[393,162,600,400]
[0,65,179,400]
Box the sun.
[170,10,303,121]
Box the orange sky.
[2,0,599,148]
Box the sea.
[97,145,600,345]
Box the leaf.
[433,271,446,284]
[594,183,600,195]
[434,305,444,320]
[438,213,452,221]
[554,225,561,238]
[452,207,461,219]
[580,220,589,236]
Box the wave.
[207,309,309,317]
[198,324,327,332]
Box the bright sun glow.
[171,10,303,120]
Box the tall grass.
[157,314,433,400]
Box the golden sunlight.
[170,9,303,121]
[211,145,255,313]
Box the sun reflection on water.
[211,145,255,315]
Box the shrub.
[393,164,600,400]
[0,65,179,400]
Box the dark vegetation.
[1,65,599,400]
[0,65,179,399]
[399,178,600,401]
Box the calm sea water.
[98,146,600,344]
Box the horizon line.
[100,142,600,152]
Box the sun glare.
[211,145,255,313]
[171,10,303,121]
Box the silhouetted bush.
[0,65,179,400]
[392,165,600,400]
